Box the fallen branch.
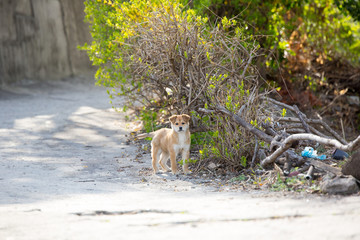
[277,117,348,145]
[261,97,306,118]
[277,123,329,138]
[199,104,359,172]
[261,97,348,145]
[199,106,304,167]
[261,133,360,167]
[199,105,273,143]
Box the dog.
[137,114,191,174]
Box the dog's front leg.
[182,147,190,174]
[169,149,178,175]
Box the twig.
[211,105,273,143]
[283,152,291,175]
[198,108,215,114]
[240,54,254,81]
[293,105,310,133]
[261,97,306,118]
[286,128,306,134]
[251,136,259,168]
[263,97,348,144]
[340,118,346,142]
[277,123,330,138]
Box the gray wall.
[0,0,94,84]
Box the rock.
[342,151,360,180]
[257,149,267,161]
[208,162,217,169]
[320,175,359,195]
[347,96,360,106]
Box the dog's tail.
[135,132,156,140]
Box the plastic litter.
[301,147,326,160]
[332,149,349,160]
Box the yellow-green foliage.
[83,0,197,87]
[193,0,360,67]
[82,0,267,170]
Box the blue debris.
[301,147,326,160]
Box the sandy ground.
[0,78,359,240]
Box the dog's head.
[169,114,190,133]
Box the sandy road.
[0,78,359,240]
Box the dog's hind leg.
[151,144,161,174]
[159,153,170,172]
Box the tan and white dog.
[137,114,191,174]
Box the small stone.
[208,163,217,169]
[347,95,360,106]
[342,151,360,180]
[320,175,359,195]
[257,149,266,161]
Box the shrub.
[82,0,268,170]
[192,0,360,65]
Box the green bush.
[82,0,268,170]
[191,0,360,65]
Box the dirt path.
[0,78,359,240]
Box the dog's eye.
[182,122,185,125]
[175,123,179,125]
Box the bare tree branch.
[261,133,360,167]
[277,117,348,145]
[293,105,310,133]
[213,105,274,143]
[262,97,348,145]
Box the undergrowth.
[83,0,270,171]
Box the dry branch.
[293,105,310,133]
[261,96,306,118]
[199,105,273,143]
[277,117,348,145]
[261,133,360,167]
[262,97,348,145]
[200,103,359,172]
[251,136,259,168]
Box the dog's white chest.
[173,132,189,153]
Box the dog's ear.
[181,114,190,122]
[169,115,177,124]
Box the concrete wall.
[0,0,94,84]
